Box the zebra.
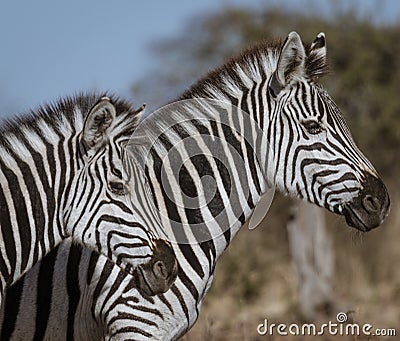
[0,93,178,308]
[0,156,179,340]
[1,32,390,340]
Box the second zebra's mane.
[0,93,142,149]
[180,38,330,101]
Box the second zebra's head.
[267,32,389,231]
[63,95,177,292]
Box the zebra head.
[64,96,177,288]
[267,32,390,231]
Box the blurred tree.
[287,199,337,321]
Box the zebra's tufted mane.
[0,93,141,147]
[180,38,330,101]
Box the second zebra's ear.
[135,103,146,123]
[310,32,327,61]
[83,97,116,148]
[307,32,329,80]
[269,31,306,97]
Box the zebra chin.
[338,173,390,232]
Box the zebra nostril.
[362,194,380,213]
[153,260,168,280]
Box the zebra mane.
[0,93,141,146]
[180,38,330,100]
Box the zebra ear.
[269,31,306,97]
[136,103,146,120]
[83,97,116,148]
[307,32,329,80]
[310,32,327,60]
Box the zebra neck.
[131,87,274,275]
[127,52,280,314]
[177,54,278,240]
[0,119,84,285]
[177,45,279,187]
[150,54,280,326]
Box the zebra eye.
[112,168,123,179]
[302,120,324,135]
[109,181,126,195]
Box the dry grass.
[181,187,400,340]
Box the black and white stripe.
[1,32,389,340]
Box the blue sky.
[1,0,399,117]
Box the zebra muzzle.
[134,240,178,296]
[342,173,390,231]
